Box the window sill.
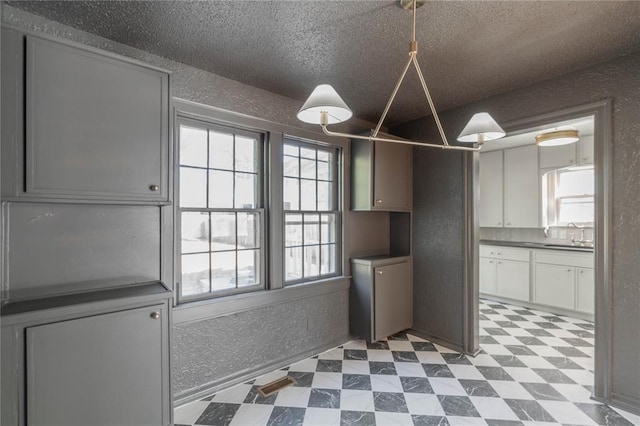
[173,276,350,324]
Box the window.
[178,121,263,301]
[283,139,340,283]
[544,168,594,226]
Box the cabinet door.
[26,305,166,426]
[578,134,594,165]
[479,151,504,227]
[372,141,412,211]
[495,260,530,301]
[533,264,575,310]
[576,268,595,314]
[25,36,169,201]
[479,257,496,295]
[539,143,577,169]
[504,145,539,228]
[374,261,412,340]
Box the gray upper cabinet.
[351,138,412,211]
[11,34,170,202]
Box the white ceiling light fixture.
[535,129,580,147]
[296,0,505,151]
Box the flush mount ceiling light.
[535,129,580,147]
[296,0,505,151]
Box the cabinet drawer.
[534,250,593,268]
[480,245,530,262]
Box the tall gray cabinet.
[350,137,414,341]
[1,28,173,426]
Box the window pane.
[300,180,316,210]
[180,167,207,208]
[317,160,330,181]
[283,155,299,178]
[317,150,330,162]
[237,249,259,287]
[557,169,594,197]
[238,212,259,249]
[317,181,331,211]
[304,213,320,245]
[211,251,236,291]
[285,247,303,280]
[235,172,257,209]
[235,136,257,173]
[180,126,207,168]
[304,245,320,278]
[321,244,337,275]
[181,253,210,296]
[300,158,316,179]
[209,170,234,208]
[284,178,300,210]
[283,144,299,157]
[285,214,303,246]
[209,131,234,170]
[181,212,209,254]
[558,198,594,224]
[320,214,337,244]
[300,147,316,160]
[211,212,236,251]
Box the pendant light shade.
[457,112,506,143]
[296,84,353,125]
[535,129,580,147]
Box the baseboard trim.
[479,294,594,322]
[408,328,466,355]
[173,336,349,407]
[610,392,640,417]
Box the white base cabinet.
[480,244,594,317]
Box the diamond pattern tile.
[175,299,639,426]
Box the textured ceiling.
[8,1,640,126]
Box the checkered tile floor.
[175,299,640,426]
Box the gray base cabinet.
[350,256,413,341]
[1,283,172,426]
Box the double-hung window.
[283,138,340,284]
[178,120,264,301]
[543,168,594,226]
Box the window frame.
[176,116,267,304]
[544,167,595,227]
[172,99,350,309]
[281,137,342,286]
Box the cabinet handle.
[567,269,572,272]
[497,261,502,265]
[489,260,493,264]
[150,311,160,320]
[579,270,584,274]
[506,223,511,226]
[375,199,383,204]
[497,252,502,256]
[497,222,502,226]
[376,270,383,275]
[569,159,575,163]
[149,184,160,192]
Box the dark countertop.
[481,239,594,253]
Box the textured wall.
[2,5,352,403]
[394,51,640,411]
[173,290,348,397]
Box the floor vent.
[257,376,297,397]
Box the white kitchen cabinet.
[479,245,530,301]
[539,143,577,169]
[479,151,504,227]
[533,263,576,310]
[577,267,595,314]
[504,145,539,228]
[496,260,530,302]
[578,134,594,165]
[479,257,497,295]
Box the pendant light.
[296,0,505,151]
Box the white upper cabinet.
[504,145,539,228]
[479,151,504,227]
[539,143,577,169]
[578,134,594,165]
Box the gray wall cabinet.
[350,256,413,341]
[2,29,170,202]
[351,139,412,212]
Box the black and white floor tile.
[175,299,640,426]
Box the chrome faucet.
[567,222,593,246]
